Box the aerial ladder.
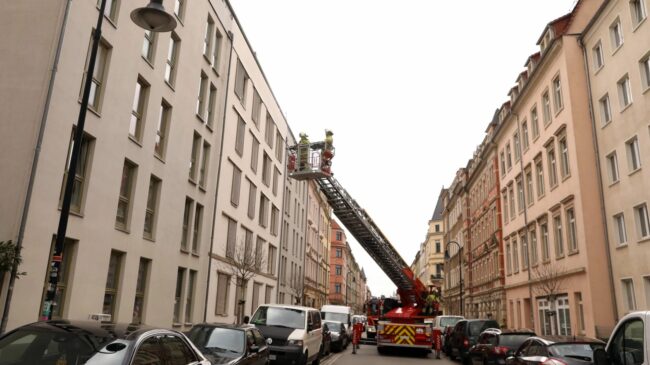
[289,131,439,355]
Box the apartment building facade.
[329,220,349,305]
[304,181,331,308]
[466,122,505,325]
[495,0,615,337]
[0,0,238,330]
[277,132,308,306]
[582,0,650,316]
[427,190,447,288]
[442,168,469,315]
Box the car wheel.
[312,354,320,365]
[377,346,386,355]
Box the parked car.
[250,304,322,365]
[469,329,536,365]
[448,319,500,363]
[444,324,458,355]
[0,319,210,365]
[321,305,353,332]
[593,311,647,365]
[323,320,348,352]
[320,323,332,357]
[433,315,464,350]
[506,336,605,365]
[186,323,271,365]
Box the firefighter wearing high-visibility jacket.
[352,319,363,354]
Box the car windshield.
[251,307,306,329]
[469,322,498,336]
[188,327,244,354]
[0,328,105,365]
[323,313,348,324]
[323,322,342,333]
[499,334,534,348]
[440,317,462,327]
[549,343,604,360]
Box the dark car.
[469,329,536,365]
[448,319,500,363]
[506,336,606,365]
[0,320,210,365]
[187,323,271,365]
[320,323,332,357]
[323,320,348,352]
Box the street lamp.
[444,241,463,316]
[39,0,176,322]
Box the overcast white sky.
[230,0,578,297]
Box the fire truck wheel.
[377,346,386,355]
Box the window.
[133,258,150,324]
[557,296,572,335]
[259,194,269,228]
[181,198,193,251]
[575,292,586,334]
[531,106,540,139]
[41,238,75,319]
[213,30,223,70]
[512,239,519,272]
[265,286,273,304]
[559,137,570,178]
[506,144,513,170]
[155,101,171,158]
[566,208,578,252]
[552,76,564,112]
[142,30,156,63]
[226,217,237,258]
[173,0,185,21]
[262,153,272,186]
[185,270,196,323]
[500,151,506,175]
[508,185,515,218]
[530,229,538,265]
[516,176,524,213]
[203,17,214,59]
[268,245,277,275]
[252,89,262,127]
[276,131,284,162]
[173,267,185,324]
[542,91,552,125]
[271,205,279,236]
[250,134,260,173]
[607,152,620,183]
[631,0,647,26]
[336,231,342,241]
[505,242,512,275]
[247,180,257,219]
[541,222,550,261]
[614,213,628,245]
[535,158,545,197]
[234,59,249,104]
[99,0,118,22]
[600,94,612,126]
[207,84,217,128]
[143,176,161,239]
[593,41,604,69]
[336,248,342,258]
[103,251,123,321]
[230,163,242,207]
[60,130,93,214]
[521,234,529,269]
[116,160,137,230]
[215,272,230,315]
[547,147,558,187]
[635,203,650,239]
[622,279,637,312]
[265,114,276,146]
[192,204,203,254]
[199,141,210,188]
[514,133,521,161]
[272,168,280,196]
[626,137,642,171]
[554,214,564,257]
[189,132,201,181]
[522,121,530,150]
[82,35,110,111]
[129,77,149,141]
[196,72,208,119]
[251,282,261,313]
[526,169,534,204]
[641,54,650,90]
[336,265,342,276]
[610,18,624,49]
[618,75,633,108]
[235,115,246,156]
[335,283,341,293]
[165,33,179,85]
[435,240,441,253]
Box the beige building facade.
[443,169,469,316]
[304,181,331,308]
[582,0,650,317]
[495,0,616,338]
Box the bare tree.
[224,240,266,324]
[290,278,305,305]
[532,263,568,334]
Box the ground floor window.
[537,294,571,335]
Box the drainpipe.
[0,0,73,335]
[203,30,235,322]
[276,136,289,304]
[578,36,619,323]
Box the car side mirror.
[593,348,610,365]
[249,345,260,354]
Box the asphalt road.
[322,344,457,365]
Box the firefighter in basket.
[321,130,334,174]
[298,133,310,172]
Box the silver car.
[0,320,210,365]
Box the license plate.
[269,354,277,360]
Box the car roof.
[15,320,157,341]
[530,335,605,345]
[259,304,315,311]
[323,320,343,324]
[482,328,535,335]
[192,323,249,330]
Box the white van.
[250,304,322,365]
[321,305,353,332]
[594,311,648,365]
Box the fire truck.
[289,132,439,355]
